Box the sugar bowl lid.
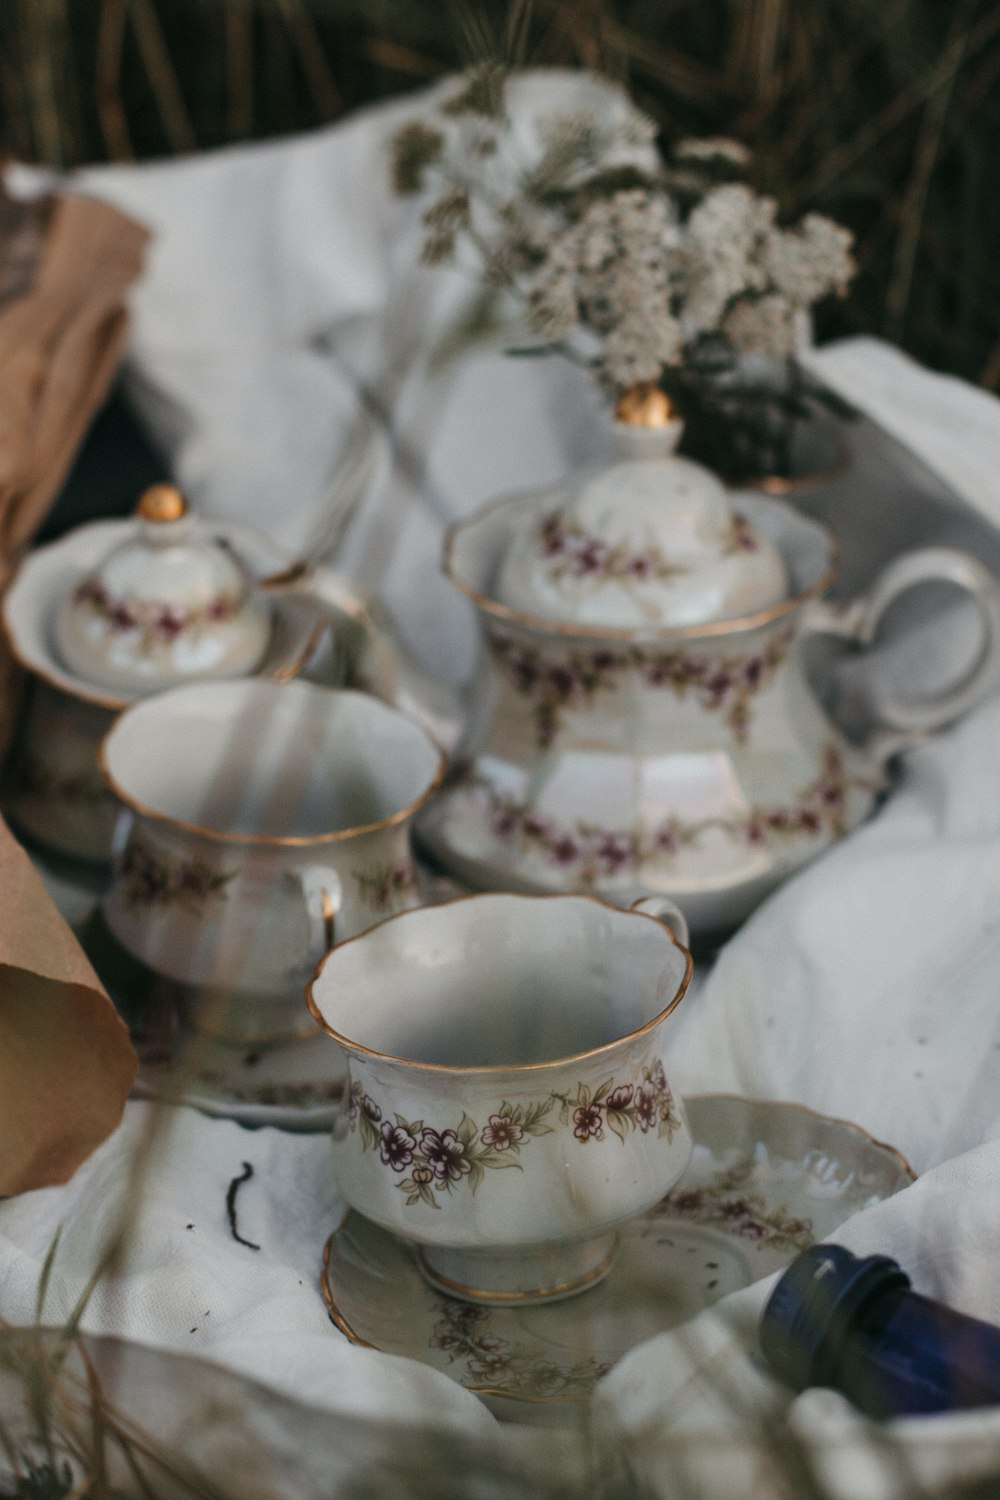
[495,388,789,630]
[53,484,272,693]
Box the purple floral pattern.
[352,862,417,913]
[347,1058,680,1209]
[73,578,240,647]
[488,625,793,747]
[461,745,872,884]
[660,1158,814,1251]
[536,510,688,586]
[120,834,236,914]
[429,1300,609,1397]
[554,1059,681,1145]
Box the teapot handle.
[800,547,1000,765]
[628,894,690,951]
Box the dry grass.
[0,1,996,390]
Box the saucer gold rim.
[318,1093,915,1410]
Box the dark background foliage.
[2,0,998,388]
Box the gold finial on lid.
[136,483,187,523]
[615,383,675,429]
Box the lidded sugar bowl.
[54,483,271,693]
[2,485,322,862]
[415,389,1000,942]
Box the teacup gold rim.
[687,1091,916,1183]
[442,489,840,642]
[305,890,694,1074]
[98,686,447,847]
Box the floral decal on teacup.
[73,578,241,647]
[488,624,793,747]
[352,861,418,913]
[120,833,236,914]
[347,1059,681,1210]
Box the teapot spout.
[291,568,465,755]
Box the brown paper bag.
[0,817,137,1197]
[0,183,149,754]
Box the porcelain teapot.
[347,410,1000,943]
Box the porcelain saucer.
[320,1094,914,1419]
[2,517,328,710]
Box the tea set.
[3,406,995,1413]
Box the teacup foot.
[416,1232,619,1306]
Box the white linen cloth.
[4,73,1000,1496]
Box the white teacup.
[100,680,444,1039]
[308,892,693,1305]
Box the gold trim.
[306,890,693,1074]
[136,483,187,522]
[1,586,327,711]
[263,613,327,685]
[1,606,131,711]
[747,435,851,496]
[442,491,840,643]
[318,1092,913,1408]
[321,1232,378,1350]
[416,1240,618,1303]
[98,688,447,848]
[615,383,674,427]
[685,1091,917,1183]
[258,560,313,590]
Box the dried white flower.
[674,136,751,167]
[722,293,808,358]
[524,189,684,385]
[389,84,855,397]
[762,213,855,305]
[678,183,774,337]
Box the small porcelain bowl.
[308,892,693,1305]
[54,485,271,693]
[2,515,324,863]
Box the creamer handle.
[629,895,690,951]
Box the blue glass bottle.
[760,1244,1000,1417]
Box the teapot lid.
[53,484,272,693]
[495,389,789,629]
